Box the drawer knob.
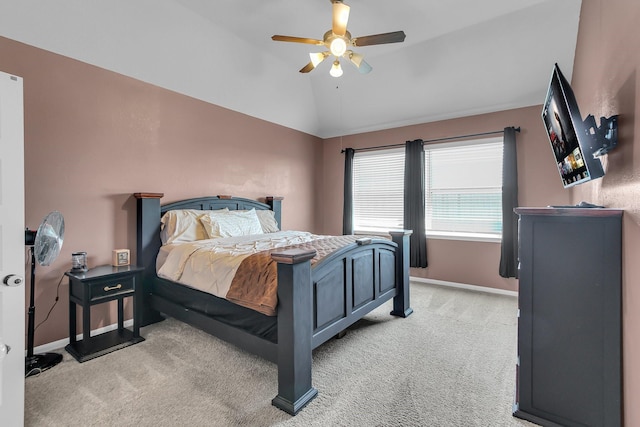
[104,284,122,292]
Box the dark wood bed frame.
[134,193,412,415]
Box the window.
[352,137,503,240]
[425,138,503,238]
[352,148,404,233]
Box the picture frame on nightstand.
[112,249,130,266]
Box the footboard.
[271,231,412,415]
[310,233,412,347]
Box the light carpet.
[25,283,537,426]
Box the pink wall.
[570,1,640,425]
[0,36,322,347]
[319,106,570,292]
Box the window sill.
[426,231,502,243]
[354,229,501,243]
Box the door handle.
[0,343,10,361]
[2,274,23,287]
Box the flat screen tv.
[541,63,604,188]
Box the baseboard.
[30,319,134,356]
[410,276,518,297]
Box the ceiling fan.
[272,0,406,77]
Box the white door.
[0,71,25,426]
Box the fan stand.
[25,246,62,377]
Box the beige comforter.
[157,231,364,315]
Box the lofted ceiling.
[0,0,582,138]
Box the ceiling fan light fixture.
[330,60,343,77]
[348,51,372,74]
[329,37,347,57]
[348,51,363,67]
[310,52,327,67]
[357,60,372,74]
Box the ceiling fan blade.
[272,35,325,45]
[299,61,316,73]
[352,31,406,47]
[332,1,350,37]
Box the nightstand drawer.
[89,276,134,300]
[68,265,141,304]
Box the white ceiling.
[0,0,582,138]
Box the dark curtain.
[404,139,428,268]
[499,127,519,278]
[343,148,355,235]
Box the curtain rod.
[341,127,520,153]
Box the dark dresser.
[513,207,622,427]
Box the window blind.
[425,139,503,235]
[352,148,405,233]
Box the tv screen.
[541,63,604,188]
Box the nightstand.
[65,265,145,362]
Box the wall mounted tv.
[541,63,618,188]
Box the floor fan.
[25,211,65,377]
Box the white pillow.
[200,209,264,239]
[237,209,279,233]
[160,208,228,245]
[256,210,280,233]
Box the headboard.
[159,195,282,228]
[133,193,283,325]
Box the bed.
[134,193,412,415]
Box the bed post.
[270,248,318,415]
[133,192,165,326]
[389,230,413,318]
[266,196,283,229]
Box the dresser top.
[515,207,624,218]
